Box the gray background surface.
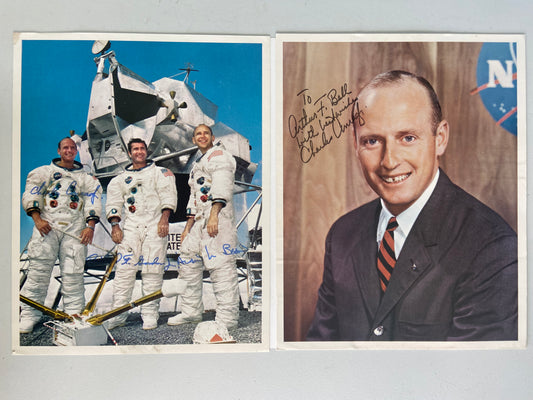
[2,1,532,399]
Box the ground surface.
[19,310,262,346]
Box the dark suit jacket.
[307,171,518,341]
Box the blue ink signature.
[205,245,216,260]
[176,256,203,266]
[29,181,101,205]
[89,252,175,271]
[134,255,172,270]
[80,185,101,205]
[117,253,133,265]
[87,241,250,273]
[222,243,249,256]
[30,182,46,195]
[66,180,78,195]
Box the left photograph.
[12,33,269,353]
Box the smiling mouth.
[381,173,411,183]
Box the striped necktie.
[377,217,399,292]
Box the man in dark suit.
[307,70,518,341]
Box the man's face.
[354,80,448,215]
[57,138,78,164]
[129,142,147,165]
[193,125,215,153]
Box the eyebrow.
[397,129,418,136]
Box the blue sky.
[19,39,263,247]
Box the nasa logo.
[473,42,518,135]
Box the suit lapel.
[351,230,381,318]
[370,170,453,326]
[351,202,382,319]
[372,236,433,325]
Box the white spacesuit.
[106,161,177,328]
[170,144,240,329]
[21,159,102,330]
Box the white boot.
[19,317,40,334]
[142,315,158,330]
[167,313,202,326]
[106,315,127,330]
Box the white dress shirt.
[376,170,440,257]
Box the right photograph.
[278,34,526,347]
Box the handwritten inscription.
[176,255,203,266]
[87,242,248,272]
[80,185,101,205]
[222,243,248,256]
[30,182,46,195]
[288,83,365,163]
[30,181,101,204]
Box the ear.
[435,120,449,157]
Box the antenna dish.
[92,40,111,55]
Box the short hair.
[57,137,75,149]
[357,70,443,134]
[127,138,147,153]
[193,124,213,137]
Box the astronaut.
[167,124,240,329]
[106,138,177,330]
[20,137,102,333]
